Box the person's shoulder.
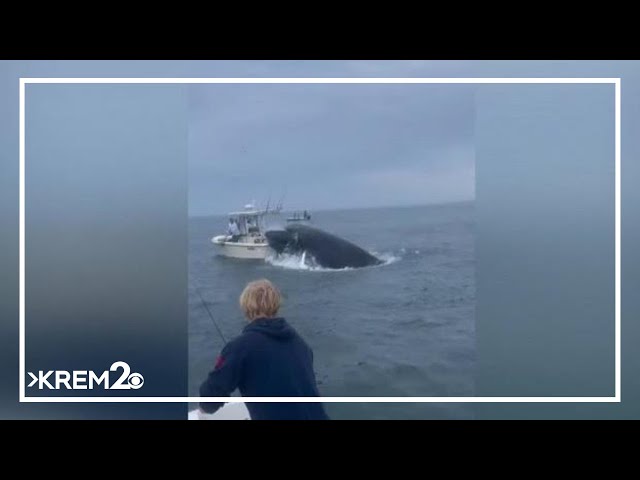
[221,332,255,355]
[291,328,313,351]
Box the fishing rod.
[191,279,227,345]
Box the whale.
[264,224,382,269]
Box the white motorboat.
[211,204,278,259]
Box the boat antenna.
[277,187,286,212]
[191,277,227,345]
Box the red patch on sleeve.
[214,355,225,369]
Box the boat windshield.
[234,215,262,235]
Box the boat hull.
[189,403,251,420]
[211,236,272,259]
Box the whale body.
[265,224,382,269]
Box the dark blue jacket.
[199,317,329,420]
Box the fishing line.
[191,279,228,345]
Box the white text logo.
[27,361,144,390]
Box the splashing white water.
[265,251,328,271]
[265,250,400,272]
[374,251,401,265]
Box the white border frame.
[19,77,621,403]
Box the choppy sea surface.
[189,202,475,419]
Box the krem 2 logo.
[27,361,144,390]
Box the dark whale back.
[285,224,381,269]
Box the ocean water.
[189,202,475,419]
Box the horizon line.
[188,198,475,219]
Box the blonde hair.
[239,279,281,320]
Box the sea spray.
[265,250,400,272]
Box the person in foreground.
[199,279,329,420]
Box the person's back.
[199,279,329,420]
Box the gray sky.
[189,80,475,216]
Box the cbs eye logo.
[127,372,144,389]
